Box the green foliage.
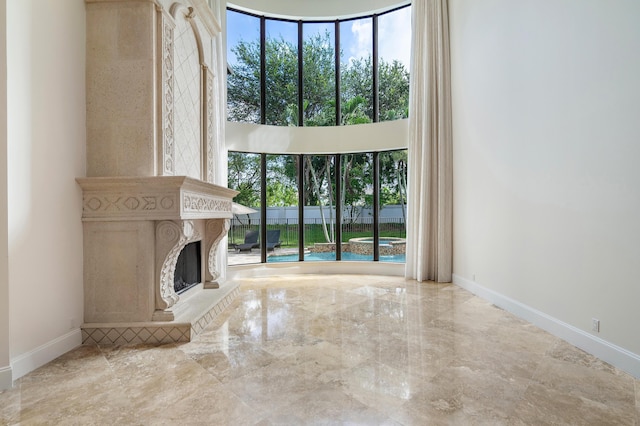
[265,36,299,125]
[227,152,261,207]
[303,32,337,126]
[227,30,410,127]
[266,154,298,206]
[230,223,406,248]
[227,41,262,123]
[340,57,373,122]
[379,60,410,121]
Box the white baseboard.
[452,274,640,379]
[11,328,82,380]
[0,365,12,390]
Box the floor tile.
[0,274,637,425]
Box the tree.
[227,152,261,207]
[227,31,410,127]
[380,150,408,231]
[266,155,298,206]
[379,60,410,121]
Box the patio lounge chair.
[266,229,281,251]
[236,230,259,252]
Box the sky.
[227,6,412,69]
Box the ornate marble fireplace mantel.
[77,176,236,222]
[81,0,234,345]
[78,177,238,344]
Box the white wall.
[228,0,409,20]
[227,119,408,154]
[7,0,85,379]
[0,0,10,390]
[450,0,640,359]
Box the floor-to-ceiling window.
[226,10,261,123]
[226,5,411,265]
[377,6,411,121]
[340,153,374,261]
[340,17,373,124]
[303,22,336,127]
[379,150,408,262]
[228,152,262,263]
[303,155,337,261]
[265,20,298,126]
[266,154,299,262]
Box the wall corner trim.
[452,274,640,379]
[10,329,82,381]
[0,365,12,390]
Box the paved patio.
[227,247,300,266]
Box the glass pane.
[378,6,411,122]
[226,10,261,123]
[265,20,299,126]
[266,154,300,263]
[303,155,336,261]
[341,153,373,261]
[379,150,408,263]
[227,152,262,265]
[303,23,336,126]
[340,17,373,125]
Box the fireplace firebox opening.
[174,241,202,294]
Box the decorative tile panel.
[81,285,240,346]
[158,7,176,176]
[173,13,202,180]
[82,325,190,345]
[204,67,215,183]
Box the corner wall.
[449,0,640,374]
[0,0,10,390]
[7,0,86,380]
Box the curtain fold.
[404,0,453,282]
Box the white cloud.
[349,19,373,63]
[378,6,412,68]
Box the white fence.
[233,204,406,224]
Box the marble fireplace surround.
[78,177,238,345]
[80,0,237,345]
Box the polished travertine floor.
[1,275,639,425]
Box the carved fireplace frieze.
[77,176,236,221]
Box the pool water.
[267,252,406,263]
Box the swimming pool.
[267,251,406,263]
[347,237,406,256]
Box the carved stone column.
[204,218,230,288]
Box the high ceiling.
[227,0,410,20]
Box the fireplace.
[174,241,201,294]
[79,0,238,345]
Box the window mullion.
[260,17,266,124]
[298,21,304,127]
[335,20,341,126]
[372,14,379,123]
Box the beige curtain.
[404,0,453,282]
